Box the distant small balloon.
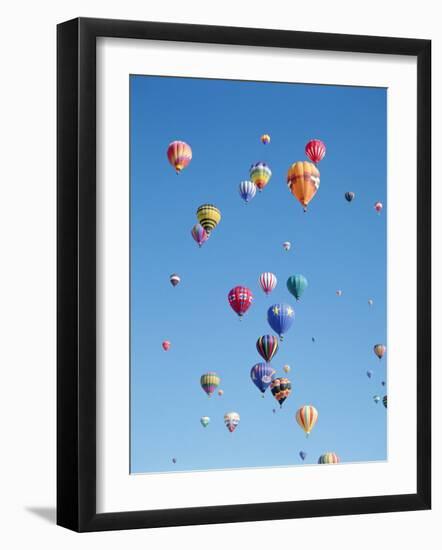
[261,134,271,145]
[336,290,343,297]
[169,273,181,287]
[383,395,387,408]
[283,241,291,252]
[162,340,171,351]
[368,299,374,306]
[374,201,383,214]
[312,336,316,343]
[218,389,224,397]
[283,364,291,374]
[200,416,210,428]
[172,457,177,464]
[345,191,355,202]
[299,450,307,461]
[374,344,386,360]
[373,395,381,404]
[381,381,386,387]
[224,412,240,433]
[318,452,340,464]
[366,370,373,379]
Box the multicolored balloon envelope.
[200,372,220,397]
[261,134,271,145]
[249,161,272,191]
[196,204,221,235]
[167,140,192,174]
[296,405,319,436]
[200,416,210,428]
[259,272,277,295]
[287,161,320,211]
[191,223,209,248]
[270,377,292,407]
[374,344,386,359]
[305,139,326,164]
[282,241,291,251]
[250,362,275,394]
[224,411,240,433]
[267,303,295,340]
[228,286,253,318]
[256,335,279,363]
[238,180,257,204]
[318,452,340,464]
[286,274,308,301]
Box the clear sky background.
[130,75,387,474]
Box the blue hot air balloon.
[299,450,307,461]
[250,363,275,395]
[366,370,373,379]
[238,180,257,204]
[286,274,308,301]
[267,303,295,340]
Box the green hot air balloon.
[287,274,308,301]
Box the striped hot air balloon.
[200,372,220,397]
[296,405,318,437]
[238,180,257,204]
[270,377,292,407]
[256,335,279,363]
[196,204,221,235]
[287,161,320,212]
[249,162,272,191]
[374,344,386,360]
[305,139,326,164]
[318,452,340,464]
[167,140,192,174]
[191,223,209,247]
[259,272,277,295]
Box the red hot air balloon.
[305,139,326,164]
[162,340,171,351]
[227,286,253,318]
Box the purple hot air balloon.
[191,223,209,247]
[250,363,275,395]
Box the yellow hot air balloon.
[296,405,318,436]
[196,204,221,235]
[287,161,320,211]
[283,364,291,373]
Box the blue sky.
[130,75,387,474]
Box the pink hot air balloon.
[305,139,326,164]
[167,140,192,174]
[258,272,277,295]
[374,201,383,214]
[162,340,171,351]
[191,223,209,248]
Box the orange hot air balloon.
[287,161,320,212]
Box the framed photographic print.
[57,17,431,532]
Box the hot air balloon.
[196,204,221,235]
[305,139,326,164]
[250,162,272,191]
[256,335,279,363]
[373,395,381,404]
[287,274,308,301]
[218,389,224,397]
[296,405,318,437]
[169,273,181,287]
[224,412,240,433]
[318,452,340,464]
[228,286,253,318]
[345,191,355,202]
[272,408,276,414]
[287,161,320,212]
[366,370,373,379]
[282,241,291,252]
[200,416,210,428]
[267,303,295,340]
[162,340,171,351]
[374,201,383,214]
[283,364,291,374]
[299,450,307,461]
[336,290,343,297]
[259,272,277,295]
[172,457,177,464]
[383,395,387,408]
[167,140,192,174]
[261,134,271,145]
[200,372,220,397]
[381,381,386,387]
[238,180,257,204]
[312,336,316,343]
[374,344,386,360]
[250,363,275,395]
[368,299,374,306]
[191,223,209,247]
[270,377,292,407]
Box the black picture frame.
[57,17,431,532]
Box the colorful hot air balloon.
[283,364,291,374]
[299,450,307,461]
[318,452,340,464]
[250,363,275,395]
[218,389,224,397]
[169,273,181,287]
[167,140,192,174]
[200,416,210,428]
[256,335,279,363]
[270,377,292,407]
[287,161,320,212]
[191,223,209,247]
[366,370,373,379]
[374,201,383,214]
[267,303,295,340]
[261,134,271,145]
[305,139,326,164]
[368,299,374,306]
[336,290,343,297]
[250,162,272,191]
[296,405,318,436]
[282,241,291,252]
[228,286,254,318]
[238,180,257,204]
[345,191,355,202]
[374,344,386,360]
[200,372,220,397]
[373,395,381,404]
[196,204,221,235]
[224,412,240,433]
[383,395,387,408]
[162,340,171,351]
[259,272,277,295]
[287,274,308,301]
